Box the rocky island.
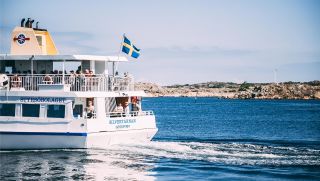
[135,81,320,99]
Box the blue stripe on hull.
[0,131,87,136]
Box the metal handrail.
[84,111,97,119]
[107,111,154,118]
[6,74,134,92]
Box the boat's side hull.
[0,128,158,150]
[0,132,87,149]
[86,128,158,148]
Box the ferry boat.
[0,19,158,149]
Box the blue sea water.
[1,97,320,180]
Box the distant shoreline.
[135,81,320,99]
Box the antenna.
[273,69,278,84]
[21,18,25,27]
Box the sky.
[0,0,319,85]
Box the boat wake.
[109,140,320,166]
[1,140,320,180]
[1,140,319,166]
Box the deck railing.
[110,76,134,91]
[7,74,134,92]
[107,111,154,118]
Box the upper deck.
[1,21,136,93]
[0,54,134,92]
[5,73,134,92]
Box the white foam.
[106,141,320,166]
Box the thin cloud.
[52,31,102,54]
[142,46,258,59]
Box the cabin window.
[22,104,40,117]
[47,105,65,118]
[0,104,15,116]
[36,36,42,46]
[73,104,83,118]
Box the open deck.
[5,74,134,92]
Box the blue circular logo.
[16,34,27,45]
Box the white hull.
[0,128,158,149]
[0,114,158,150]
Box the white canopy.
[0,54,128,62]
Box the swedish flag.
[122,35,140,58]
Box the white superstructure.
[0,19,157,149]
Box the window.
[47,105,65,118]
[0,104,15,116]
[36,36,42,46]
[22,104,40,117]
[73,104,83,118]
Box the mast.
[114,33,125,76]
[274,69,278,85]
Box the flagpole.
[114,33,125,76]
[117,33,125,60]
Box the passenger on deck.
[114,103,124,117]
[86,100,95,118]
[115,103,123,112]
[123,101,130,115]
[43,74,53,84]
[83,69,92,90]
[75,70,81,91]
[132,101,141,112]
[89,70,94,76]
[11,74,21,87]
[84,69,90,76]
[69,70,76,90]
[77,71,86,91]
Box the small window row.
[0,103,65,118]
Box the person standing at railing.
[86,100,95,118]
[75,70,80,91]
[119,72,128,91]
[89,70,95,91]
[114,103,124,117]
[69,70,76,91]
[84,69,91,91]
[77,71,86,91]
[123,101,130,116]
[115,103,123,112]
[43,74,53,84]
[113,72,121,91]
[84,69,90,76]
[11,74,22,88]
[131,97,141,116]
[124,72,134,91]
[132,101,141,111]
